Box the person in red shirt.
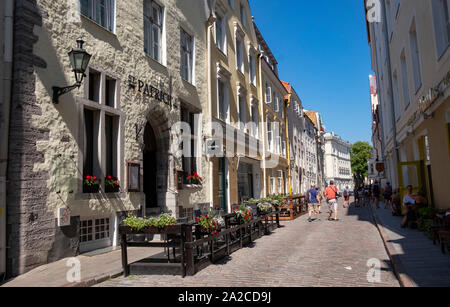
[324,181,340,221]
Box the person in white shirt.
[401,185,416,228]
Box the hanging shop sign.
[58,207,71,227]
[128,75,176,109]
[376,162,385,173]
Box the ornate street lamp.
[53,37,92,104]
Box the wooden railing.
[119,209,280,277]
[277,195,308,221]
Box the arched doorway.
[143,122,158,210]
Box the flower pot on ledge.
[83,184,100,194]
[105,185,120,193]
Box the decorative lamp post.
[53,37,92,104]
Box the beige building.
[254,24,290,197]
[5,0,211,277]
[366,0,450,208]
[206,0,265,211]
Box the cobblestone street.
[96,200,400,287]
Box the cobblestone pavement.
[96,200,400,287]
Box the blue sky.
[249,0,373,144]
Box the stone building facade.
[324,132,353,191]
[0,0,14,278]
[5,0,210,277]
[366,0,450,209]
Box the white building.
[324,132,353,191]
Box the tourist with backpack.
[324,181,340,221]
[307,184,320,222]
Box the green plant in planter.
[257,202,273,214]
[83,175,100,193]
[195,214,221,235]
[233,204,253,224]
[123,214,176,231]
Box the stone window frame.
[236,82,248,133]
[180,27,195,85]
[80,0,116,33]
[76,65,126,199]
[250,95,259,139]
[215,3,228,56]
[248,44,257,87]
[216,62,232,124]
[234,21,246,75]
[144,0,167,66]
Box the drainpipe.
[206,1,215,208]
[284,93,292,195]
[380,0,400,186]
[1,0,14,278]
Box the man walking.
[307,184,320,222]
[383,182,393,210]
[324,181,340,221]
[372,181,381,209]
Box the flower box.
[83,175,100,194]
[105,176,120,193]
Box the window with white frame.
[215,14,226,54]
[251,104,259,138]
[249,53,256,86]
[144,0,164,63]
[409,21,422,93]
[431,0,450,59]
[274,93,279,112]
[83,67,122,194]
[265,82,272,104]
[218,79,229,122]
[80,0,115,32]
[270,170,275,194]
[236,37,244,73]
[277,170,282,194]
[267,121,273,151]
[180,29,194,83]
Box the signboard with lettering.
[58,208,71,227]
[128,75,177,109]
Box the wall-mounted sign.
[128,75,178,109]
[376,162,385,173]
[127,162,141,192]
[418,71,450,114]
[58,208,71,227]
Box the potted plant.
[187,172,203,186]
[105,175,120,193]
[233,204,253,224]
[83,175,100,193]
[195,214,221,235]
[257,202,273,216]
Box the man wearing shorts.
[307,185,320,222]
[324,181,339,221]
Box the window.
[282,140,286,157]
[276,135,281,154]
[400,51,410,109]
[80,218,110,243]
[144,0,164,63]
[83,68,122,194]
[251,104,259,138]
[218,79,229,122]
[274,93,279,112]
[249,53,256,86]
[238,95,246,131]
[180,29,194,83]
[431,0,450,59]
[236,37,244,73]
[265,82,272,104]
[215,14,226,53]
[277,170,282,194]
[80,0,115,32]
[409,22,422,93]
[240,3,246,28]
[181,107,198,182]
[267,121,273,151]
[270,170,275,194]
[392,72,401,120]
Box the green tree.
[351,141,372,187]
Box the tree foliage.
[351,141,372,187]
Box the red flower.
[86,175,91,180]
[93,176,97,180]
[108,175,112,179]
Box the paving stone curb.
[368,206,416,288]
[62,269,124,288]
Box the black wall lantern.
[53,37,92,104]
